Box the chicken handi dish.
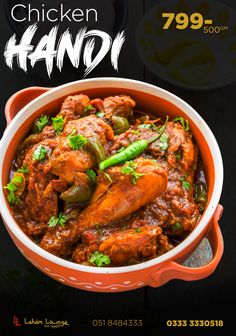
[4,94,208,267]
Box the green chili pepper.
[99,116,169,170]
[112,116,130,135]
[99,139,148,170]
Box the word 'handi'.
[4,25,125,78]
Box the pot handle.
[5,86,50,125]
[150,204,224,287]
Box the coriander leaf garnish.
[96,111,105,118]
[173,117,190,132]
[32,145,48,161]
[52,115,65,133]
[35,115,49,132]
[121,161,144,185]
[68,130,88,150]
[89,251,110,267]
[182,180,191,190]
[180,175,191,190]
[48,212,68,228]
[4,174,24,205]
[85,104,94,112]
[17,164,29,174]
[159,133,169,151]
[86,169,97,183]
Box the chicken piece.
[16,95,91,161]
[26,221,47,237]
[40,222,79,256]
[103,95,136,119]
[48,116,114,183]
[72,231,100,265]
[90,98,103,111]
[25,178,58,224]
[142,176,199,234]
[142,150,199,234]
[73,226,161,265]
[49,144,94,184]
[51,179,68,193]
[62,115,114,145]
[59,94,90,120]
[72,219,173,265]
[40,158,167,256]
[138,121,200,234]
[97,226,162,265]
[149,121,197,173]
[76,158,168,230]
[12,138,60,237]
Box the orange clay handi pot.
[0,78,224,292]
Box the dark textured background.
[0,1,235,335]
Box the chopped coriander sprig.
[32,145,48,161]
[17,165,29,174]
[48,212,68,228]
[180,174,191,190]
[96,111,105,118]
[84,104,94,112]
[159,133,169,151]
[4,174,24,205]
[86,169,97,183]
[121,161,144,185]
[89,251,110,267]
[35,115,49,132]
[52,115,65,133]
[68,130,88,150]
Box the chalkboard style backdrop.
[0,0,235,335]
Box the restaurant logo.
[12,315,69,329]
[13,315,22,327]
